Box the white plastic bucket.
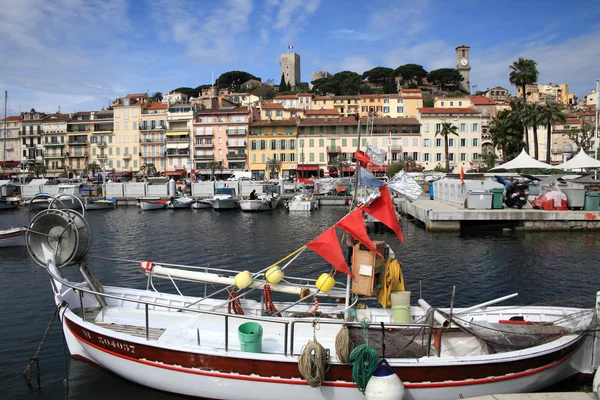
[391,291,411,324]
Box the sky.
[1,0,599,115]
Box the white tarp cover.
[555,149,600,170]
[490,149,555,170]
[388,170,423,202]
[0,180,10,186]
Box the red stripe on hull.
[65,315,583,388]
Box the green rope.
[349,320,379,393]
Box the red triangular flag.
[362,185,404,243]
[306,227,352,277]
[336,209,382,258]
[354,150,374,168]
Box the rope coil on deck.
[335,324,353,364]
[298,320,328,388]
[349,320,379,394]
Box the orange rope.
[227,291,244,315]
[263,285,280,316]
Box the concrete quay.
[398,196,600,232]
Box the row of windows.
[250,139,297,150]
[251,153,296,163]
[422,138,480,147]
[438,101,465,107]
[361,106,404,113]
[297,137,420,148]
[114,109,138,120]
[423,123,479,133]
[421,153,480,162]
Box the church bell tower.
[456,45,471,93]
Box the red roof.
[274,95,298,99]
[261,103,284,109]
[418,107,480,115]
[146,102,168,110]
[250,118,298,127]
[401,88,422,93]
[303,109,339,116]
[468,95,495,105]
[565,118,581,124]
[1,116,21,122]
[126,93,147,98]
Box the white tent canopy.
[555,149,600,170]
[490,149,555,170]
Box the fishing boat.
[0,226,26,247]
[29,184,84,210]
[239,193,280,212]
[209,187,241,211]
[0,180,20,210]
[23,190,600,400]
[285,193,318,211]
[84,197,117,211]
[166,196,194,209]
[138,197,167,211]
[191,199,212,209]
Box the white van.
[226,171,253,181]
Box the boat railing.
[49,265,429,358]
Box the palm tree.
[540,102,566,164]
[435,122,458,172]
[333,154,349,177]
[524,103,543,160]
[266,158,282,179]
[29,162,46,178]
[509,57,539,153]
[208,161,220,181]
[139,163,157,176]
[85,162,101,175]
[151,92,163,102]
[490,110,520,163]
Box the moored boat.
[138,197,167,211]
[0,226,26,247]
[209,187,241,211]
[85,197,117,211]
[0,180,21,210]
[239,193,280,212]
[166,196,194,209]
[285,193,318,211]
[191,199,212,209]
[29,184,84,210]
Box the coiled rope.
[298,320,328,388]
[22,301,66,391]
[263,285,279,316]
[335,324,353,363]
[349,320,379,394]
[227,290,244,315]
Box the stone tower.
[280,52,301,90]
[456,45,471,93]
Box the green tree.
[436,122,459,172]
[539,101,566,163]
[171,87,198,98]
[279,73,287,92]
[151,92,163,102]
[490,109,522,163]
[286,81,292,92]
[427,68,464,91]
[217,71,260,92]
[382,78,397,94]
[393,64,428,86]
[29,162,46,178]
[139,163,157,176]
[524,103,543,160]
[208,161,220,181]
[509,57,539,153]
[564,125,595,153]
[423,98,435,108]
[266,158,282,179]
[361,67,394,86]
[481,152,498,170]
[332,155,349,177]
[386,160,406,178]
[85,162,101,175]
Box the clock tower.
[456,45,471,93]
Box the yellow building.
[112,94,147,173]
[260,103,300,120]
[248,118,297,179]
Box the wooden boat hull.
[239,198,279,212]
[0,227,26,247]
[61,309,587,400]
[138,199,167,210]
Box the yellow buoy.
[234,270,253,289]
[265,266,284,285]
[315,273,335,293]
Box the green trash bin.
[238,322,263,353]
[490,188,504,209]
[584,191,600,211]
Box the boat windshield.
[58,186,78,195]
[215,188,235,196]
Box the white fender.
[365,359,405,400]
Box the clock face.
[461,59,468,67]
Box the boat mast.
[2,91,6,177]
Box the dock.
[398,195,600,231]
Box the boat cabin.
[215,187,237,196]
[57,184,83,197]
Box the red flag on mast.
[460,166,465,185]
[306,227,352,277]
[362,185,404,243]
[336,209,382,258]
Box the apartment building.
[140,102,167,173]
[312,95,359,118]
[0,116,22,176]
[89,110,114,173]
[112,94,147,173]
[20,109,47,165]
[273,94,312,110]
[417,108,483,170]
[482,86,511,104]
[166,103,194,175]
[309,89,422,118]
[193,107,256,175]
[517,83,569,105]
[260,103,300,120]
[248,119,297,180]
[65,112,92,177]
[526,117,584,164]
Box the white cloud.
[268,0,321,46]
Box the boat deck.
[72,307,166,341]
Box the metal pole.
[145,303,149,340]
[2,91,6,177]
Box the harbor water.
[1,206,599,398]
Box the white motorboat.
[23,199,600,400]
[138,197,167,211]
[191,199,212,209]
[29,184,84,210]
[209,187,241,211]
[85,197,117,211]
[0,226,26,247]
[166,196,194,209]
[285,193,318,211]
[239,193,280,212]
[0,180,21,210]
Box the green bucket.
[392,305,411,324]
[238,322,263,353]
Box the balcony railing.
[195,154,214,159]
[390,145,403,151]
[123,153,132,160]
[226,152,246,160]
[140,125,166,131]
[326,146,341,153]
[196,130,214,136]
[97,154,108,160]
[195,143,213,148]
[227,141,245,147]
[226,129,247,136]
[94,141,108,148]
[68,140,88,146]
[140,138,165,144]
[43,152,64,159]
[166,151,190,157]
[165,136,190,142]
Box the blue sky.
[1,0,599,115]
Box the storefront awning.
[166,131,189,136]
[297,165,319,171]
